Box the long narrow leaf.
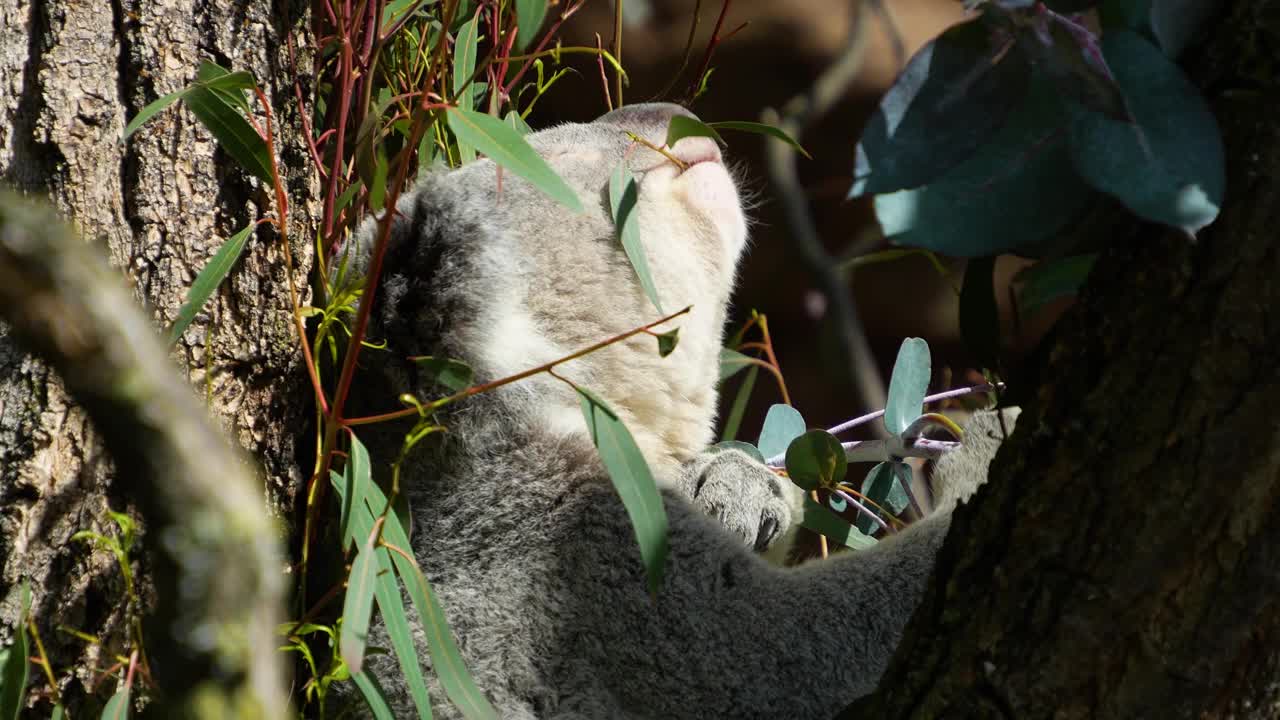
[340,529,380,675]
[100,683,130,720]
[357,480,498,719]
[351,670,398,720]
[514,0,548,50]
[184,86,274,182]
[121,89,188,142]
[575,387,668,594]
[168,223,255,344]
[720,365,758,442]
[800,496,877,550]
[708,121,811,158]
[609,164,663,313]
[337,433,373,551]
[0,586,29,720]
[445,107,583,212]
[452,15,480,164]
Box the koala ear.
[928,407,1021,512]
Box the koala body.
[343,104,1015,719]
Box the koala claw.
[680,448,795,552]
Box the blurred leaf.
[757,404,806,460]
[654,328,679,357]
[875,77,1098,257]
[1016,253,1097,315]
[351,670,397,720]
[168,223,255,344]
[184,85,274,183]
[576,387,669,594]
[720,365,758,442]
[515,0,548,51]
[1148,0,1223,56]
[784,430,847,491]
[718,348,754,381]
[664,115,725,147]
[340,528,380,675]
[504,110,533,136]
[855,462,910,535]
[445,107,583,212]
[959,257,1000,371]
[710,440,766,465]
[852,17,1031,197]
[1017,14,1131,121]
[884,338,930,436]
[121,89,187,142]
[800,495,877,549]
[452,14,481,164]
[412,356,475,392]
[0,585,29,720]
[708,121,810,158]
[100,682,129,720]
[609,163,664,313]
[1067,31,1224,234]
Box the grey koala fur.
[338,103,1018,719]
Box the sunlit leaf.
[884,338,930,436]
[708,121,811,158]
[351,670,397,720]
[800,495,877,549]
[412,356,475,392]
[184,85,274,183]
[609,163,663,313]
[337,434,372,551]
[452,14,481,164]
[757,404,806,460]
[515,0,548,50]
[445,107,583,212]
[718,348,754,381]
[340,528,380,675]
[168,223,255,344]
[576,386,668,594]
[784,430,847,491]
[121,89,188,142]
[664,115,725,147]
[100,682,130,720]
[504,110,533,136]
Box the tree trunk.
[844,3,1280,718]
[0,1,314,714]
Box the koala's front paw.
[680,449,796,552]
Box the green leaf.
[710,440,766,465]
[575,387,669,594]
[720,365,758,442]
[757,404,806,460]
[351,670,398,720]
[100,682,130,720]
[0,586,29,720]
[664,115,725,147]
[654,328,679,357]
[718,348,754,381]
[445,107,583,212]
[51,705,64,720]
[851,17,1031,196]
[515,0,548,50]
[412,356,475,392]
[340,527,380,675]
[708,121,811,158]
[369,148,389,211]
[609,163,664,313]
[338,476,498,719]
[1017,14,1130,122]
[884,338,930,436]
[800,496,877,550]
[183,85,274,183]
[337,434,372,551]
[504,110,533,136]
[195,64,256,114]
[875,76,1098,257]
[783,430,847,491]
[121,88,188,142]
[959,257,1000,371]
[452,14,481,164]
[168,223,255,344]
[855,461,909,535]
[1067,31,1224,235]
[1016,253,1097,316]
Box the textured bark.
[844,3,1280,718]
[0,1,315,715]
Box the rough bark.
[0,1,315,714]
[844,3,1280,718]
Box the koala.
[338,103,1018,719]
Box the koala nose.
[594,102,698,147]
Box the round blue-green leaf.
[784,430,847,491]
[1067,31,1224,235]
[711,440,767,465]
[757,404,806,460]
[854,461,911,535]
[875,76,1098,257]
[884,338,931,436]
[851,18,1031,197]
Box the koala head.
[353,103,750,479]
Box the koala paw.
[680,448,796,552]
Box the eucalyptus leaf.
[1067,31,1224,234]
[445,107,583,212]
[0,587,29,720]
[183,85,274,183]
[784,430,847,491]
[100,683,130,720]
[168,223,255,344]
[875,76,1098,257]
[1016,253,1097,315]
[340,528,380,675]
[884,338,930,436]
[720,365,758,442]
[515,0,548,50]
[710,440,767,465]
[855,462,909,535]
[576,387,669,594]
[800,495,877,550]
[718,348,754,381]
[654,328,679,357]
[121,89,188,142]
[504,110,533,136]
[412,356,475,392]
[664,115,725,147]
[452,14,481,164]
[351,670,398,720]
[609,163,664,313]
[852,17,1032,196]
[708,121,810,158]
[757,404,806,460]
